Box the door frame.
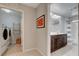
[47,3,51,56]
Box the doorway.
[0,6,24,56]
[48,3,78,56]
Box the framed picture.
[36,15,45,28]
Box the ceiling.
[21,3,78,18]
[0,7,21,15]
[50,3,78,18]
[21,3,40,8]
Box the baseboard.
[36,48,46,56]
[23,48,46,56]
[23,48,36,53]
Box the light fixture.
[1,8,12,13]
[50,13,61,19]
[52,14,61,19]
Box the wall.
[0,4,36,51]
[0,9,21,28]
[49,15,67,34]
[61,17,67,33]
[36,4,48,55]
[71,21,78,44]
[19,4,37,50]
[70,15,78,44]
[49,17,61,33]
[67,6,78,44]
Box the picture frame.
[36,15,45,28]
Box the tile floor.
[3,43,78,56]
[3,45,42,56]
[51,44,78,56]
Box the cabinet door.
[53,37,58,51]
[62,34,67,45]
[51,36,54,52]
[56,36,63,49]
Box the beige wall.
[19,4,37,50]
[36,4,48,55]
[0,3,36,51]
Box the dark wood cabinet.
[51,34,67,53]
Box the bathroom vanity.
[51,34,67,53]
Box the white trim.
[36,48,46,56]
[47,3,51,56]
[24,48,45,56]
[24,48,37,52]
[21,10,25,52]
